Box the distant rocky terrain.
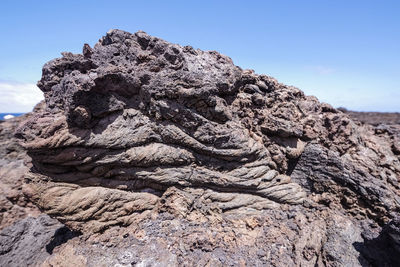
[339,108,400,126]
[340,108,400,158]
[1,30,399,266]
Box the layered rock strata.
[18,30,400,232]
[11,29,400,265]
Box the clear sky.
[0,0,399,112]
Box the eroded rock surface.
[14,30,400,266]
[0,214,78,267]
[0,107,42,230]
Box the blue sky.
[0,0,399,112]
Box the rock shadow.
[45,226,81,254]
[353,224,400,267]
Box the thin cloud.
[314,66,335,75]
[0,82,44,113]
[305,65,335,75]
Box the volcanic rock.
[339,108,400,126]
[0,106,43,230]
[14,30,400,266]
[0,214,78,267]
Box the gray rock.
[0,215,78,267]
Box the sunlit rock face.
[17,30,399,240]
[0,107,44,231]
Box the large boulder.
[15,30,400,265]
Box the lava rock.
[12,30,400,265]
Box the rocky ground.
[0,30,399,266]
[339,108,400,126]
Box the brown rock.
[10,30,400,266]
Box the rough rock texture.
[342,109,400,158]
[13,30,400,266]
[0,105,76,267]
[40,208,365,266]
[339,108,400,126]
[0,107,42,230]
[0,214,78,267]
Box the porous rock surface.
[0,214,78,267]
[0,108,42,230]
[14,30,400,266]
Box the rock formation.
[2,29,399,266]
[0,107,42,230]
